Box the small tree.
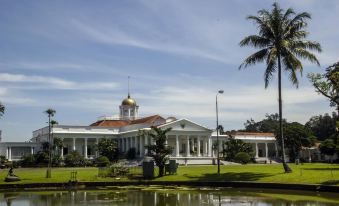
[146,126,173,177]
[97,138,119,162]
[223,137,254,162]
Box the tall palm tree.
[0,102,4,117]
[44,108,56,178]
[239,3,321,173]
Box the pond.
[0,186,338,206]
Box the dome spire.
[128,76,130,98]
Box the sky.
[0,0,338,141]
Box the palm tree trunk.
[278,54,292,173]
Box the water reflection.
[0,188,338,206]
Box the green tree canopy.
[308,62,339,117]
[223,137,254,162]
[305,113,337,141]
[276,122,315,162]
[145,126,173,177]
[319,139,337,157]
[243,113,285,133]
[97,138,119,162]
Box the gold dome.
[121,95,136,106]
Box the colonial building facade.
[0,94,280,164]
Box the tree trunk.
[158,165,164,177]
[278,54,292,173]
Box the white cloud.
[0,73,119,90]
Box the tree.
[146,126,173,177]
[305,113,337,141]
[0,102,4,117]
[97,138,119,162]
[243,113,284,133]
[239,3,321,173]
[53,137,64,157]
[64,151,85,167]
[319,139,336,161]
[308,62,339,118]
[276,122,315,162]
[223,137,254,162]
[44,108,56,178]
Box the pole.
[46,114,51,178]
[216,94,220,175]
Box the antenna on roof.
[128,76,130,98]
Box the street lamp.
[216,90,224,175]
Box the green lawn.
[0,163,338,185]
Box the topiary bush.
[96,156,110,167]
[234,152,251,164]
[64,151,85,167]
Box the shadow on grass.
[303,168,339,171]
[181,172,274,182]
[320,180,339,185]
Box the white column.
[208,136,212,157]
[73,138,76,151]
[8,147,12,161]
[134,136,138,149]
[175,135,179,157]
[144,135,148,155]
[203,138,207,156]
[139,136,143,157]
[197,136,201,157]
[165,136,168,146]
[265,142,268,158]
[275,143,278,157]
[31,147,34,155]
[5,147,9,160]
[255,143,259,158]
[84,138,88,159]
[186,136,190,157]
[61,145,64,159]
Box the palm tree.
[239,3,321,173]
[0,102,4,117]
[44,108,56,178]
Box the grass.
[0,163,338,185]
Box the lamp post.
[216,90,224,175]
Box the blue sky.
[0,0,338,141]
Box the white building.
[0,94,279,164]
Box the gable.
[158,119,212,132]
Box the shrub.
[96,156,110,167]
[52,155,63,167]
[0,155,6,164]
[127,148,136,160]
[20,154,36,167]
[34,151,49,165]
[64,151,85,167]
[234,152,251,164]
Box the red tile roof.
[90,115,165,127]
